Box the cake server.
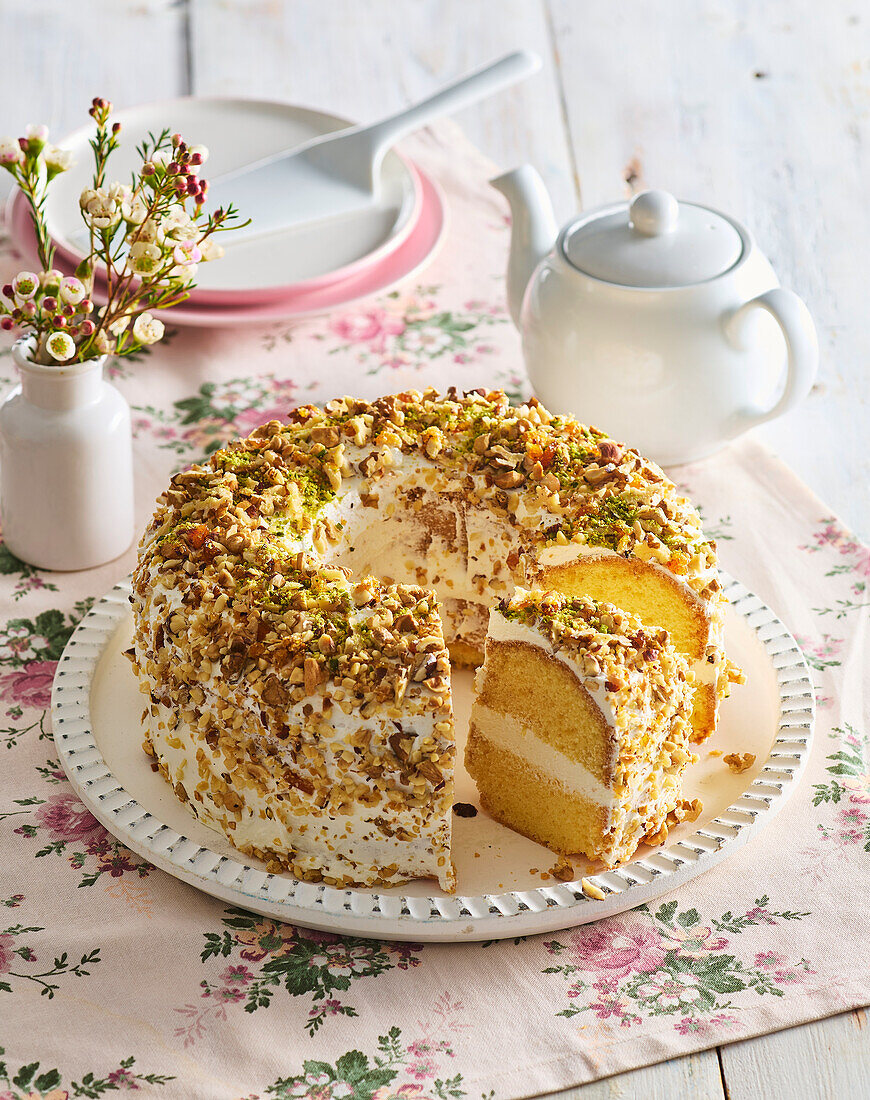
[204,49,540,241]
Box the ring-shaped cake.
[130,388,736,891]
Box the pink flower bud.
[186,178,198,195]
[63,303,75,316]
[18,138,27,153]
[194,193,206,205]
[168,161,180,174]
[142,161,155,176]
[21,300,37,317]
[175,181,187,195]
[172,133,182,147]
[0,316,14,331]
[79,319,95,336]
[177,142,187,155]
[53,314,67,328]
[199,180,209,196]
[189,152,203,166]
[11,308,21,320]
[112,122,121,134]
[80,299,93,314]
[68,324,79,337]
[42,296,57,312]
[1,284,13,299]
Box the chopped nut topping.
[549,855,575,881]
[724,752,756,774]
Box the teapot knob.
[629,190,679,236]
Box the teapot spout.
[491,166,558,327]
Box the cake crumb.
[529,867,539,875]
[708,748,723,757]
[549,856,575,882]
[667,797,703,826]
[581,878,606,900]
[453,802,478,818]
[724,752,756,774]
[473,852,480,859]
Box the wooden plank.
[189,0,579,218]
[719,1008,870,1100]
[548,0,870,538]
[0,0,188,202]
[546,1047,725,1099]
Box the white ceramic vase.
[0,336,134,571]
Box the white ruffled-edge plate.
[51,575,814,942]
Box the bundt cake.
[129,388,734,890]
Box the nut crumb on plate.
[581,877,607,900]
[724,752,756,774]
[549,855,575,881]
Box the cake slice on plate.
[466,588,698,868]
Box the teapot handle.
[724,288,819,432]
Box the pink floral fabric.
[0,123,866,1099]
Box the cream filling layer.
[471,703,613,809]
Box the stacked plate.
[6,98,446,325]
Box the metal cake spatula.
[204,50,540,241]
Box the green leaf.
[677,908,700,927]
[301,1060,334,1081]
[34,1068,62,1091]
[13,1062,39,1088]
[655,901,678,924]
[336,1050,370,1083]
[0,544,27,575]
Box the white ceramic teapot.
[492,167,818,465]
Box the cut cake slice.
[466,588,698,868]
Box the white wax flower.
[25,123,49,143]
[93,329,113,355]
[45,330,75,362]
[12,271,39,300]
[172,240,202,266]
[168,262,198,286]
[40,269,64,288]
[43,145,73,174]
[59,276,86,306]
[126,241,163,275]
[82,187,122,231]
[199,237,225,262]
[132,312,164,345]
[97,306,130,337]
[135,218,164,244]
[121,193,149,225]
[0,137,24,166]
[161,205,191,237]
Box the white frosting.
[146,696,451,888]
[471,703,613,809]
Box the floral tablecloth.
[0,122,867,1100]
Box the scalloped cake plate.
[51,575,813,942]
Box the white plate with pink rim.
[7,147,446,326]
[9,97,435,306]
[51,574,814,942]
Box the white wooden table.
[3,1,868,1095]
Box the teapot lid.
[561,190,745,288]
